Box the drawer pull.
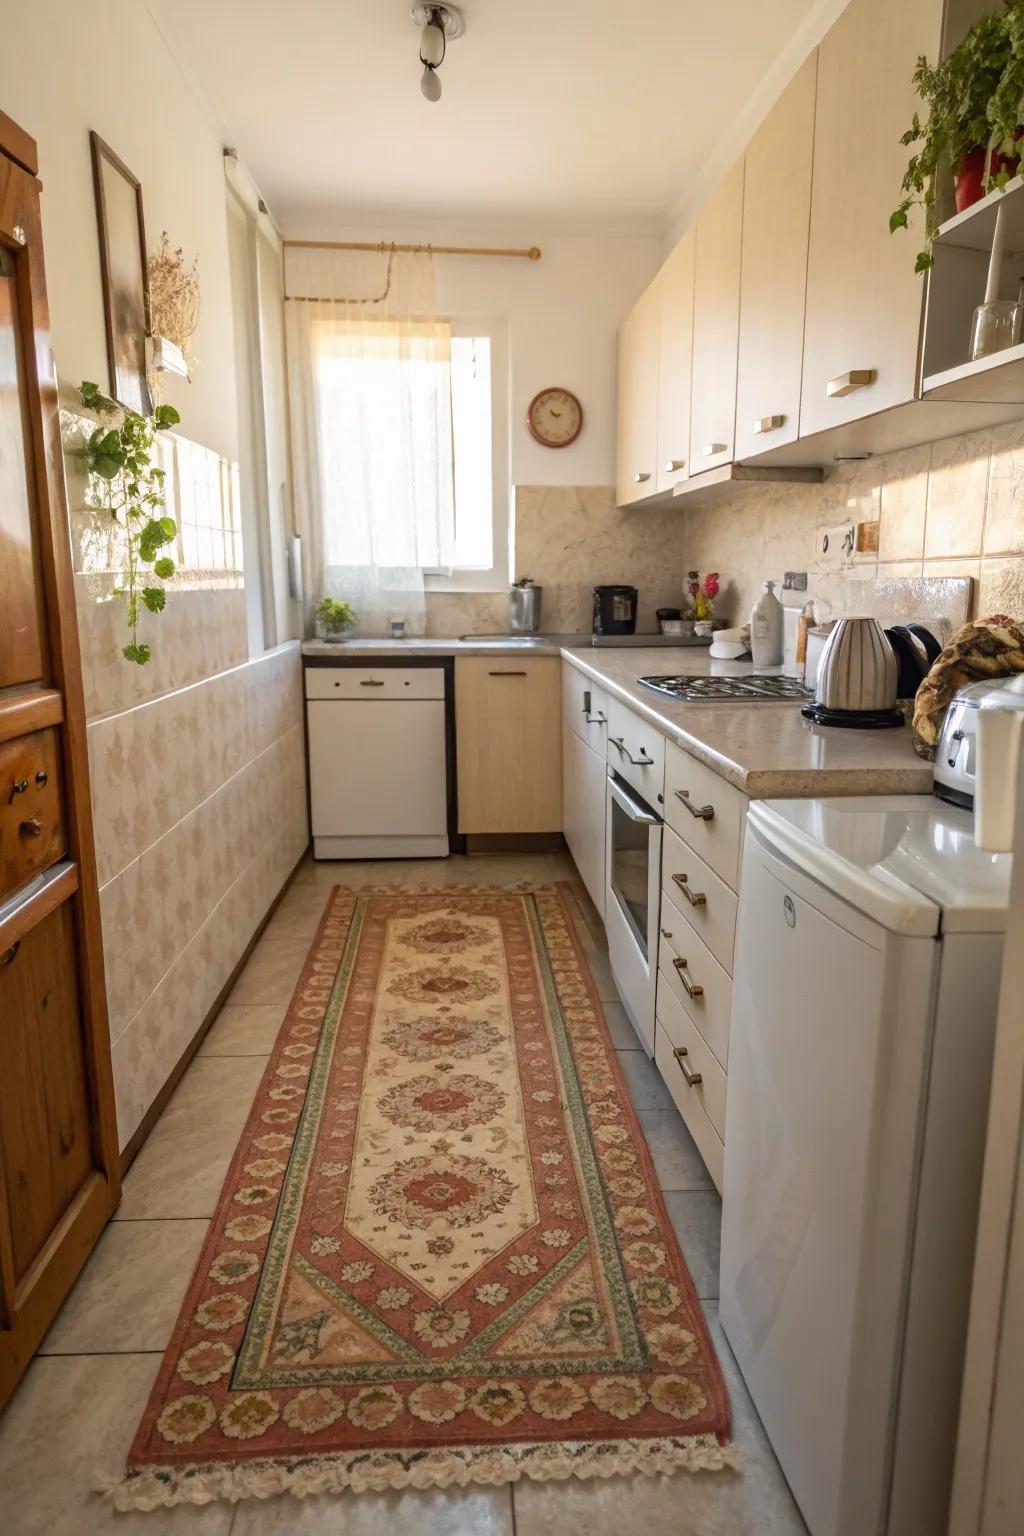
[671,872,707,907]
[359,679,385,687]
[826,368,876,398]
[19,817,42,839]
[609,736,655,767]
[489,670,527,677]
[8,777,28,803]
[752,413,785,434]
[673,1045,702,1087]
[0,941,20,967]
[672,956,704,998]
[675,788,714,821]
[581,689,606,724]
[661,927,673,940]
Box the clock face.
[526,387,583,448]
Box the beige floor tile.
[586,946,620,1002]
[0,1354,233,1535]
[227,937,311,1006]
[664,1189,723,1300]
[638,1109,715,1192]
[39,1219,207,1355]
[260,884,335,941]
[230,1484,514,1535]
[114,1055,266,1220]
[199,1003,288,1057]
[602,999,642,1049]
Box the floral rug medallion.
[112,886,733,1509]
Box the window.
[432,318,509,591]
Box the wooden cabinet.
[615,280,659,505]
[689,158,744,475]
[799,0,942,437]
[655,230,695,493]
[735,53,817,461]
[0,113,119,1408]
[456,658,561,834]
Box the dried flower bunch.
[147,232,200,357]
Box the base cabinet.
[562,723,606,917]
[456,658,561,835]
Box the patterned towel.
[913,616,1024,753]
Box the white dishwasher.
[305,665,449,859]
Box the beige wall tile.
[984,418,1024,555]
[924,431,990,559]
[978,557,1024,618]
[879,443,930,561]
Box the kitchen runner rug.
[110,885,734,1510]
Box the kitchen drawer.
[655,1021,724,1192]
[656,975,727,1141]
[664,742,746,890]
[0,729,64,900]
[562,663,609,755]
[605,697,665,806]
[305,665,446,701]
[658,899,732,1069]
[661,823,737,974]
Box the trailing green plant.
[79,380,180,664]
[891,2,1024,272]
[315,596,356,633]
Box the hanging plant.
[79,379,180,665]
[147,232,200,372]
[890,3,1024,272]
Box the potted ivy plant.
[315,596,356,642]
[891,3,1024,272]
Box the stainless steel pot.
[509,580,542,633]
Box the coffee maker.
[593,585,638,636]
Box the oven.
[605,768,662,1055]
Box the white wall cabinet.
[799,0,942,437]
[735,53,817,461]
[655,230,695,493]
[615,281,660,505]
[689,159,744,476]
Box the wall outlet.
[817,522,856,570]
[783,570,808,591]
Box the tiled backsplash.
[681,419,1024,626]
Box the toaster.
[934,680,1015,808]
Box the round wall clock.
[526,387,583,448]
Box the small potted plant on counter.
[891,3,1024,272]
[315,596,356,642]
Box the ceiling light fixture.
[410,4,464,103]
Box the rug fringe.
[100,1434,738,1510]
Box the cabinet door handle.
[581,690,606,724]
[8,777,28,803]
[633,472,651,483]
[826,369,876,398]
[0,941,20,967]
[673,1044,702,1087]
[664,458,686,472]
[609,735,654,767]
[489,670,527,677]
[359,679,385,687]
[671,872,707,907]
[674,788,714,821]
[672,956,704,998]
[752,414,785,434]
[661,927,673,940]
[702,442,727,456]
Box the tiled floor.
[0,853,807,1535]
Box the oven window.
[609,789,652,958]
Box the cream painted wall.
[0,0,238,459]
[283,222,661,487]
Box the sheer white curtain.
[285,247,454,635]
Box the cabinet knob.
[826,369,876,398]
[752,414,785,434]
[19,817,42,838]
[8,777,28,803]
[702,442,727,456]
[35,769,48,787]
[632,472,651,484]
[664,458,686,472]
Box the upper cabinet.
[735,54,817,462]
[615,280,660,505]
[656,231,695,493]
[799,0,942,437]
[689,159,744,475]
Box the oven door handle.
[607,773,659,825]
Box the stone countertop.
[561,646,934,798]
[301,635,579,658]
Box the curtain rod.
[283,238,542,261]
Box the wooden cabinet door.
[655,231,695,493]
[799,0,942,436]
[735,53,817,461]
[0,114,119,1408]
[456,658,561,833]
[562,725,606,917]
[689,158,744,474]
[615,281,659,506]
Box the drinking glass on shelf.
[969,299,1022,361]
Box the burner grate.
[638,674,814,702]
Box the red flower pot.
[956,141,1022,212]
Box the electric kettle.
[974,673,1024,851]
[801,616,903,728]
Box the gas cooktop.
[638,674,814,702]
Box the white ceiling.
[151,0,837,234]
